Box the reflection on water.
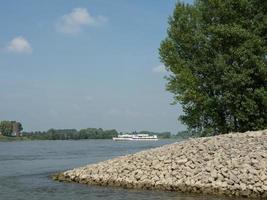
[0,140,246,200]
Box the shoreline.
[52,130,267,198]
[0,139,176,142]
[0,135,176,142]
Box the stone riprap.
[53,130,267,198]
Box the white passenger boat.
[113,134,158,141]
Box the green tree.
[0,121,13,136]
[159,0,267,135]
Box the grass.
[0,135,30,142]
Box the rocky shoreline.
[53,130,267,198]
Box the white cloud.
[152,65,167,73]
[7,36,32,54]
[57,7,107,34]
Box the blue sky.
[0,0,192,133]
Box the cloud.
[56,7,107,34]
[152,65,167,73]
[7,36,32,54]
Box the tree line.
[22,129,172,140]
[23,128,118,140]
[0,120,195,140]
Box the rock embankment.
[53,130,267,198]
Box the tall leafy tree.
[159,0,267,135]
[0,121,13,136]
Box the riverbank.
[53,129,267,198]
[0,136,176,142]
[0,135,30,142]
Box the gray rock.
[53,129,267,199]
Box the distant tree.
[0,121,13,136]
[22,128,118,140]
[175,130,198,139]
[12,122,23,136]
[159,0,267,135]
[156,132,171,139]
[129,131,171,139]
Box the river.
[0,140,247,200]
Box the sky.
[0,0,192,133]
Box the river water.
[0,140,247,200]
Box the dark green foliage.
[78,128,118,139]
[173,130,198,139]
[0,121,13,136]
[22,129,172,140]
[137,131,171,139]
[159,0,267,135]
[23,128,118,140]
